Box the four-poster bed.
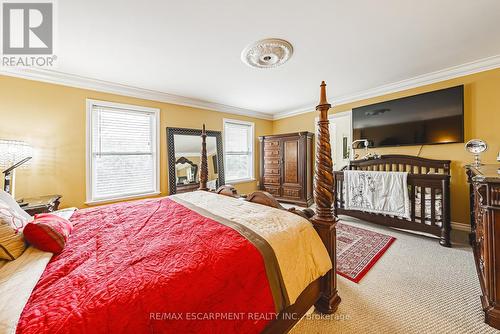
[199,81,341,332]
[2,82,340,334]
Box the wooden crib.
[334,155,452,247]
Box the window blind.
[88,102,159,202]
[224,120,254,182]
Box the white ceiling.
[8,1,500,118]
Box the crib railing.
[334,155,452,247]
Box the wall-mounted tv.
[352,85,464,148]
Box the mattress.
[3,193,331,334]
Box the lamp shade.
[0,139,33,171]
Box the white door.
[329,123,338,169]
[332,111,352,170]
[315,111,352,171]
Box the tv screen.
[352,85,464,148]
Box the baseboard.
[451,221,471,233]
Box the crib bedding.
[6,192,330,334]
[414,194,443,226]
[340,183,444,228]
[343,170,411,219]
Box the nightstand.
[20,195,61,216]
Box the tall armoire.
[259,132,314,207]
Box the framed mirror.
[167,127,224,194]
[465,139,488,167]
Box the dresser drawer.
[466,166,500,329]
[282,187,300,199]
[265,167,280,175]
[264,158,280,166]
[264,140,280,149]
[264,185,280,197]
[264,149,280,157]
[263,175,280,185]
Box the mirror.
[465,139,487,154]
[175,156,198,185]
[167,128,224,194]
[173,135,217,189]
[465,139,487,167]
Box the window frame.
[86,99,160,204]
[223,118,255,184]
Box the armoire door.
[281,136,302,201]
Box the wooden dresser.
[259,132,314,207]
[467,164,500,330]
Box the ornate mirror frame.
[167,127,225,195]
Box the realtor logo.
[2,2,53,54]
[1,1,56,67]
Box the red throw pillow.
[23,213,73,254]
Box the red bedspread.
[17,197,277,334]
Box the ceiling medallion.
[241,38,293,69]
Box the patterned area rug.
[337,222,395,283]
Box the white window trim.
[226,177,256,185]
[223,118,255,184]
[85,99,160,204]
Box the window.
[223,119,254,183]
[86,100,159,203]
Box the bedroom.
[1,0,500,333]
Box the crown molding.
[272,104,316,120]
[273,54,500,120]
[0,67,274,120]
[2,54,500,122]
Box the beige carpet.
[290,216,498,334]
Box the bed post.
[199,124,209,191]
[312,81,341,314]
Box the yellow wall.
[3,67,500,227]
[273,68,500,227]
[0,75,273,208]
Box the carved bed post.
[199,124,209,191]
[312,81,341,314]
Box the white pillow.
[0,190,32,222]
[0,201,29,232]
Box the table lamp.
[0,139,33,197]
